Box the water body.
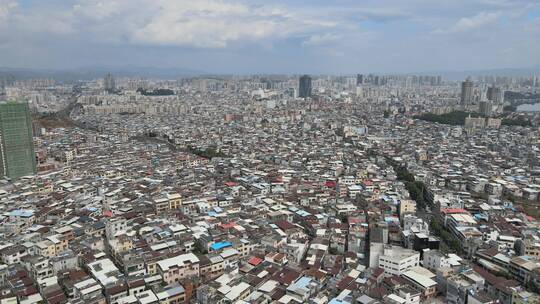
[517,103,540,112]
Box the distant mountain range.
[0,65,539,82]
[416,66,540,81]
[0,66,205,82]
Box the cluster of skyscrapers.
[459,77,506,117]
[461,78,505,103]
[357,74,442,86]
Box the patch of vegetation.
[187,146,227,159]
[193,241,208,255]
[414,111,476,126]
[522,206,540,220]
[503,105,517,112]
[394,165,415,182]
[32,113,74,129]
[389,159,429,210]
[502,116,533,127]
[405,181,427,210]
[509,196,540,219]
[430,218,463,254]
[416,110,533,127]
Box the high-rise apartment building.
[479,100,493,117]
[0,101,37,179]
[299,75,312,98]
[486,86,504,104]
[356,74,364,85]
[104,73,116,93]
[460,78,474,106]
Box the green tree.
[503,105,517,112]
[502,117,532,127]
[414,111,474,125]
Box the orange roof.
[441,208,467,214]
[248,256,263,266]
[220,222,236,229]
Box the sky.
[0,0,539,74]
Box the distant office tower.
[479,100,493,117]
[356,74,364,85]
[299,75,312,98]
[104,73,116,93]
[487,86,503,104]
[0,101,37,179]
[460,78,474,106]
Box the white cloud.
[352,7,412,22]
[0,0,16,23]
[129,0,290,48]
[303,33,342,46]
[13,11,75,35]
[64,0,337,48]
[0,0,539,71]
[478,0,539,8]
[433,11,501,34]
[73,1,122,20]
[453,11,501,32]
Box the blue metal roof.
[9,209,34,218]
[287,276,312,293]
[329,299,350,304]
[210,241,233,251]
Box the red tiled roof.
[363,180,374,186]
[441,208,467,214]
[220,222,236,229]
[325,181,336,188]
[337,276,354,291]
[372,267,385,278]
[248,256,263,266]
[273,268,300,286]
[274,220,296,231]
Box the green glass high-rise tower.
[0,101,37,179]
